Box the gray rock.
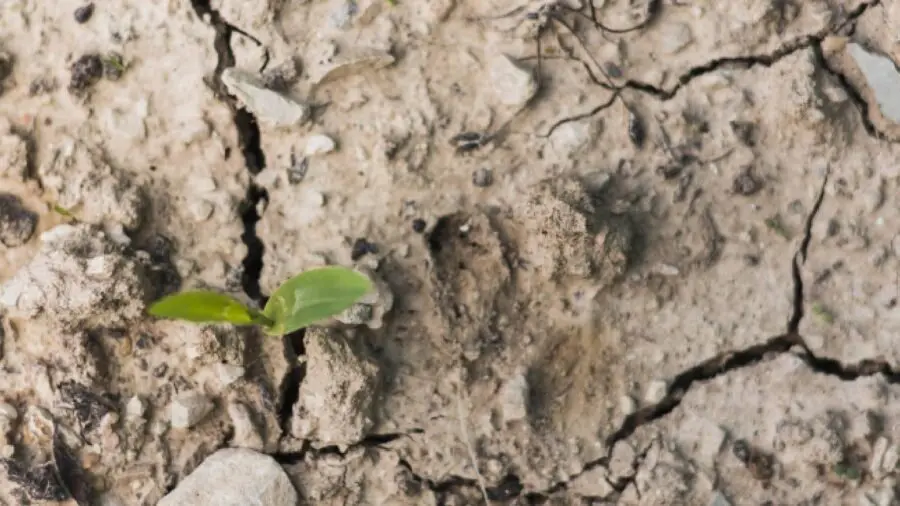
[848,43,900,124]
[222,67,310,127]
[0,193,37,247]
[170,392,214,429]
[489,53,538,108]
[291,327,380,448]
[158,448,297,506]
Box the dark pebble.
[351,238,377,260]
[411,218,426,233]
[69,53,103,93]
[472,167,493,187]
[604,61,623,79]
[74,3,94,23]
[732,439,751,463]
[0,193,38,247]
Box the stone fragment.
[222,67,310,127]
[158,448,297,506]
[304,134,336,156]
[489,53,538,107]
[847,43,900,124]
[500,374,529,424]
[170,392,214,429]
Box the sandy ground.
[1,0,899,504]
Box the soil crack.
[188,0,268,303]
[545,0,881,137]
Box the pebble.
[847,43,900,124]
[158,448,297,506]
[170,392,214,429]
[644,380,669,404]
[619,395,636,415]
[0,193,37,247]
[500,374,529,423]
[74,3,94,23]
[304,134,336,156]
[472,167,493,187]
[709,492,732,506]
[489,53,538,108]
[188,200,214,222]
[125,396,145,419]
[411,218,427,233]
[221,67,310,127]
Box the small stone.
[0,194,37,247]
[125,396,145,419]
[411,218,426,233]
[74,3,94,23]
[653,263,680,276]
[304,134,336,156]
[644,380,668,404]
[660,23,693,54]
[489,53,538,107]
[227,402,263,451]
[500,374,529,424]
[188,200,214,222]
[221,67,310,127]
[69,53,103,94]
[848,43,900,124]
[472,168,493,187]
[709,491,732,506]
[619,395,636,415]
[170,393,214,429]
[582,170,612,194]
[158,448,297,506]
[350,238,377,260]
[213,363,245,388]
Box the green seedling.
[147,266,372,336]
[812,302,834,325]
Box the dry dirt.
[0,0,899,505]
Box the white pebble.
[170,393,214,429]
[644,380,668,404]
[304,134,337,156]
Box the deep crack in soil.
[188,0,268,304]
[183,1,899,503]
[544,0,882,138]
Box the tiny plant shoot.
[147,266,372,336]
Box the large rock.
[158,448,297,506]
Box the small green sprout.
[812,302,834,325]
[147,266,372,336]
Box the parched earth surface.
[1,0,899,505]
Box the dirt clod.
[0,194,37,247]
[68,54,103,94]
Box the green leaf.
[148,291,264,326]
[263,266,373,335]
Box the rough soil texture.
[1,0,899,505]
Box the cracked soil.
[2,0,900,504]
